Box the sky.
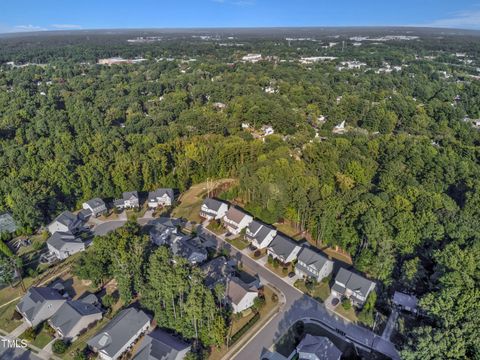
[1,0,480,33]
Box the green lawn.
[31,330,53,348]
[265,262,293,278]
[294,279,330,302]
[335,304,358,323]
[0,301,23,333]
[226,237,249,250]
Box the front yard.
[294,279,330,302]
[265,261,294,278]
[225,237,250,250]
[0,301,23,332]
[335,303,358,323]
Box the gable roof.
[47,232,84,251]
[133,329,189,360]
[247,220,263,235]
[170,237,207,261]
[50,301,102,337]
[17,287,64,323]
[52,211,78,227]
[297,247,330,272]
[123,191,139,200]
[202,198,226,212]
[84,198,105,209]
[87,308,150,358]
[297,334,342,360]
[200,257,233,288]
[227,278,257,305]
[335,268,375,298]
[224,207,249,224]
[393,291,418,309]
[149,188,174,200]
[268,234,299,259]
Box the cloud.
[12,24,48,32]
[50,24,82,30]
[421,9,480,30]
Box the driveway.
[92,220,126,236]
[382,309,399,340]
[9,322,29,337]
[201,226,400,360]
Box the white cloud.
[422,9,480,30]
[50,24,82,30]
[12,24,48,32]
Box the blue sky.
[1,0,480,33]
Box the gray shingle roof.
[49,301,102,337]
[297,247,330,273]
[200,256,233,288]
[149,188,174,201]
[268,234,298,259]
[393,291,418,309]
[53,211,78,227]
[202,198,226,212]
[247,220,262,234]
[87,308,150,358]
[334,268,375,299]
[123,191,139,200]
[133,329,189,360]
[296,334,342,360]
[47,232,84,251]
[84,198,105,209]
[17,287,64,323]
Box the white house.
[199,198,228,220]
[267,234,301,264]
[331,268,376,307]
[223,207,253,235]
[87,308,151,360]
[82,198,107,217]
[47,232,85,260]
[242,54,262,63]
[147,188,174,208]
[48,211,83,235]
[16,287,66,327]
[246,220,277,249]
[261,125,275,136]
[226,278,258,313]
[114,191,139,209]
[295,246,333,282]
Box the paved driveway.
[92,220,126,236]
[200,226,400,360]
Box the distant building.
[147,188,174,208]
[267,234,302,264]
[393,291,418,314]
[261,125,275,136]
[295,247,333,282]
[82,198,107,218]
[16,287,66,327]
[223,207,253,235]
[200,198,228,220]
[331,268,376,307]
[48,211,83,235]
[246,220,277,249]
[47,232,85,260]
[242,54,262,63]
[87,308,151,360]
[132,328,190,360]
[296,334,342,360]
[114,191,139,210]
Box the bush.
[254,250,261,258]
[282,267,288,275]
[21,327,36,342]
[271,293,279,303]
[341,298,352,311]
[102,294,115,309]
[273,258,279,268]
[52,339,68,354]
[73,348,88,360]
[321,274,331,284]
[267,255,273,264]
[230,313,260,345]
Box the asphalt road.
[0,337,42,360]
[197,227,400,360]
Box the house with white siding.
[245,220,277,249]
[295,246,333,282]
[222,207,253,235]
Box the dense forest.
[0,29,479,359]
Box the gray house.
[245,220,276,249]
[49,300,102,341]
[170,236,208,265]
[267,234,302,264]
[87,308,151,360]
[393,291,418,314]
[114,191,139,210]
[16,287,66,327]
[47,232,85,260]
[48,211,83,235]
[296,334,342,360]
[331,268,376,307]
[133,328,190,360]
[295,247,333,282]
[82,198,107,217]
[200,256,235,288]
[147,188,175,208]
[148,218,184,246]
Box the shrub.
[267,255,273,264]
[254,250,261,258]
[273,258,279,268]
[341,298,352,311]
[52,339,68,354]
[21,327,36,342]
[230,313,260,345]
[102,294,115,309]
[73,348,88,360]
[271,293,279,303]
[282,267,288,275]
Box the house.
[260,350,288,360]
[296,334,342,360]
[82,198,107,218]
[87,308,151,360]
[200,198,228,220]
[147,217,184,246]
[295,247,333,282]
[242,54,262,63]
[393,291,418,314]
[267,234,302,264]
[222,207,253,235]
[48,211,83,235]
[226,277,258,313]
[246,220,277,249]
[261,125,274,136]
[132,328,190,360]
[16,287,66,327]
[47,232,85,260]
[170,236,208,265]
[331,268,376,307]
[147,188,175,208]
[49,300,102,341]
[114,191,139,210]
[200,256,235,288]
